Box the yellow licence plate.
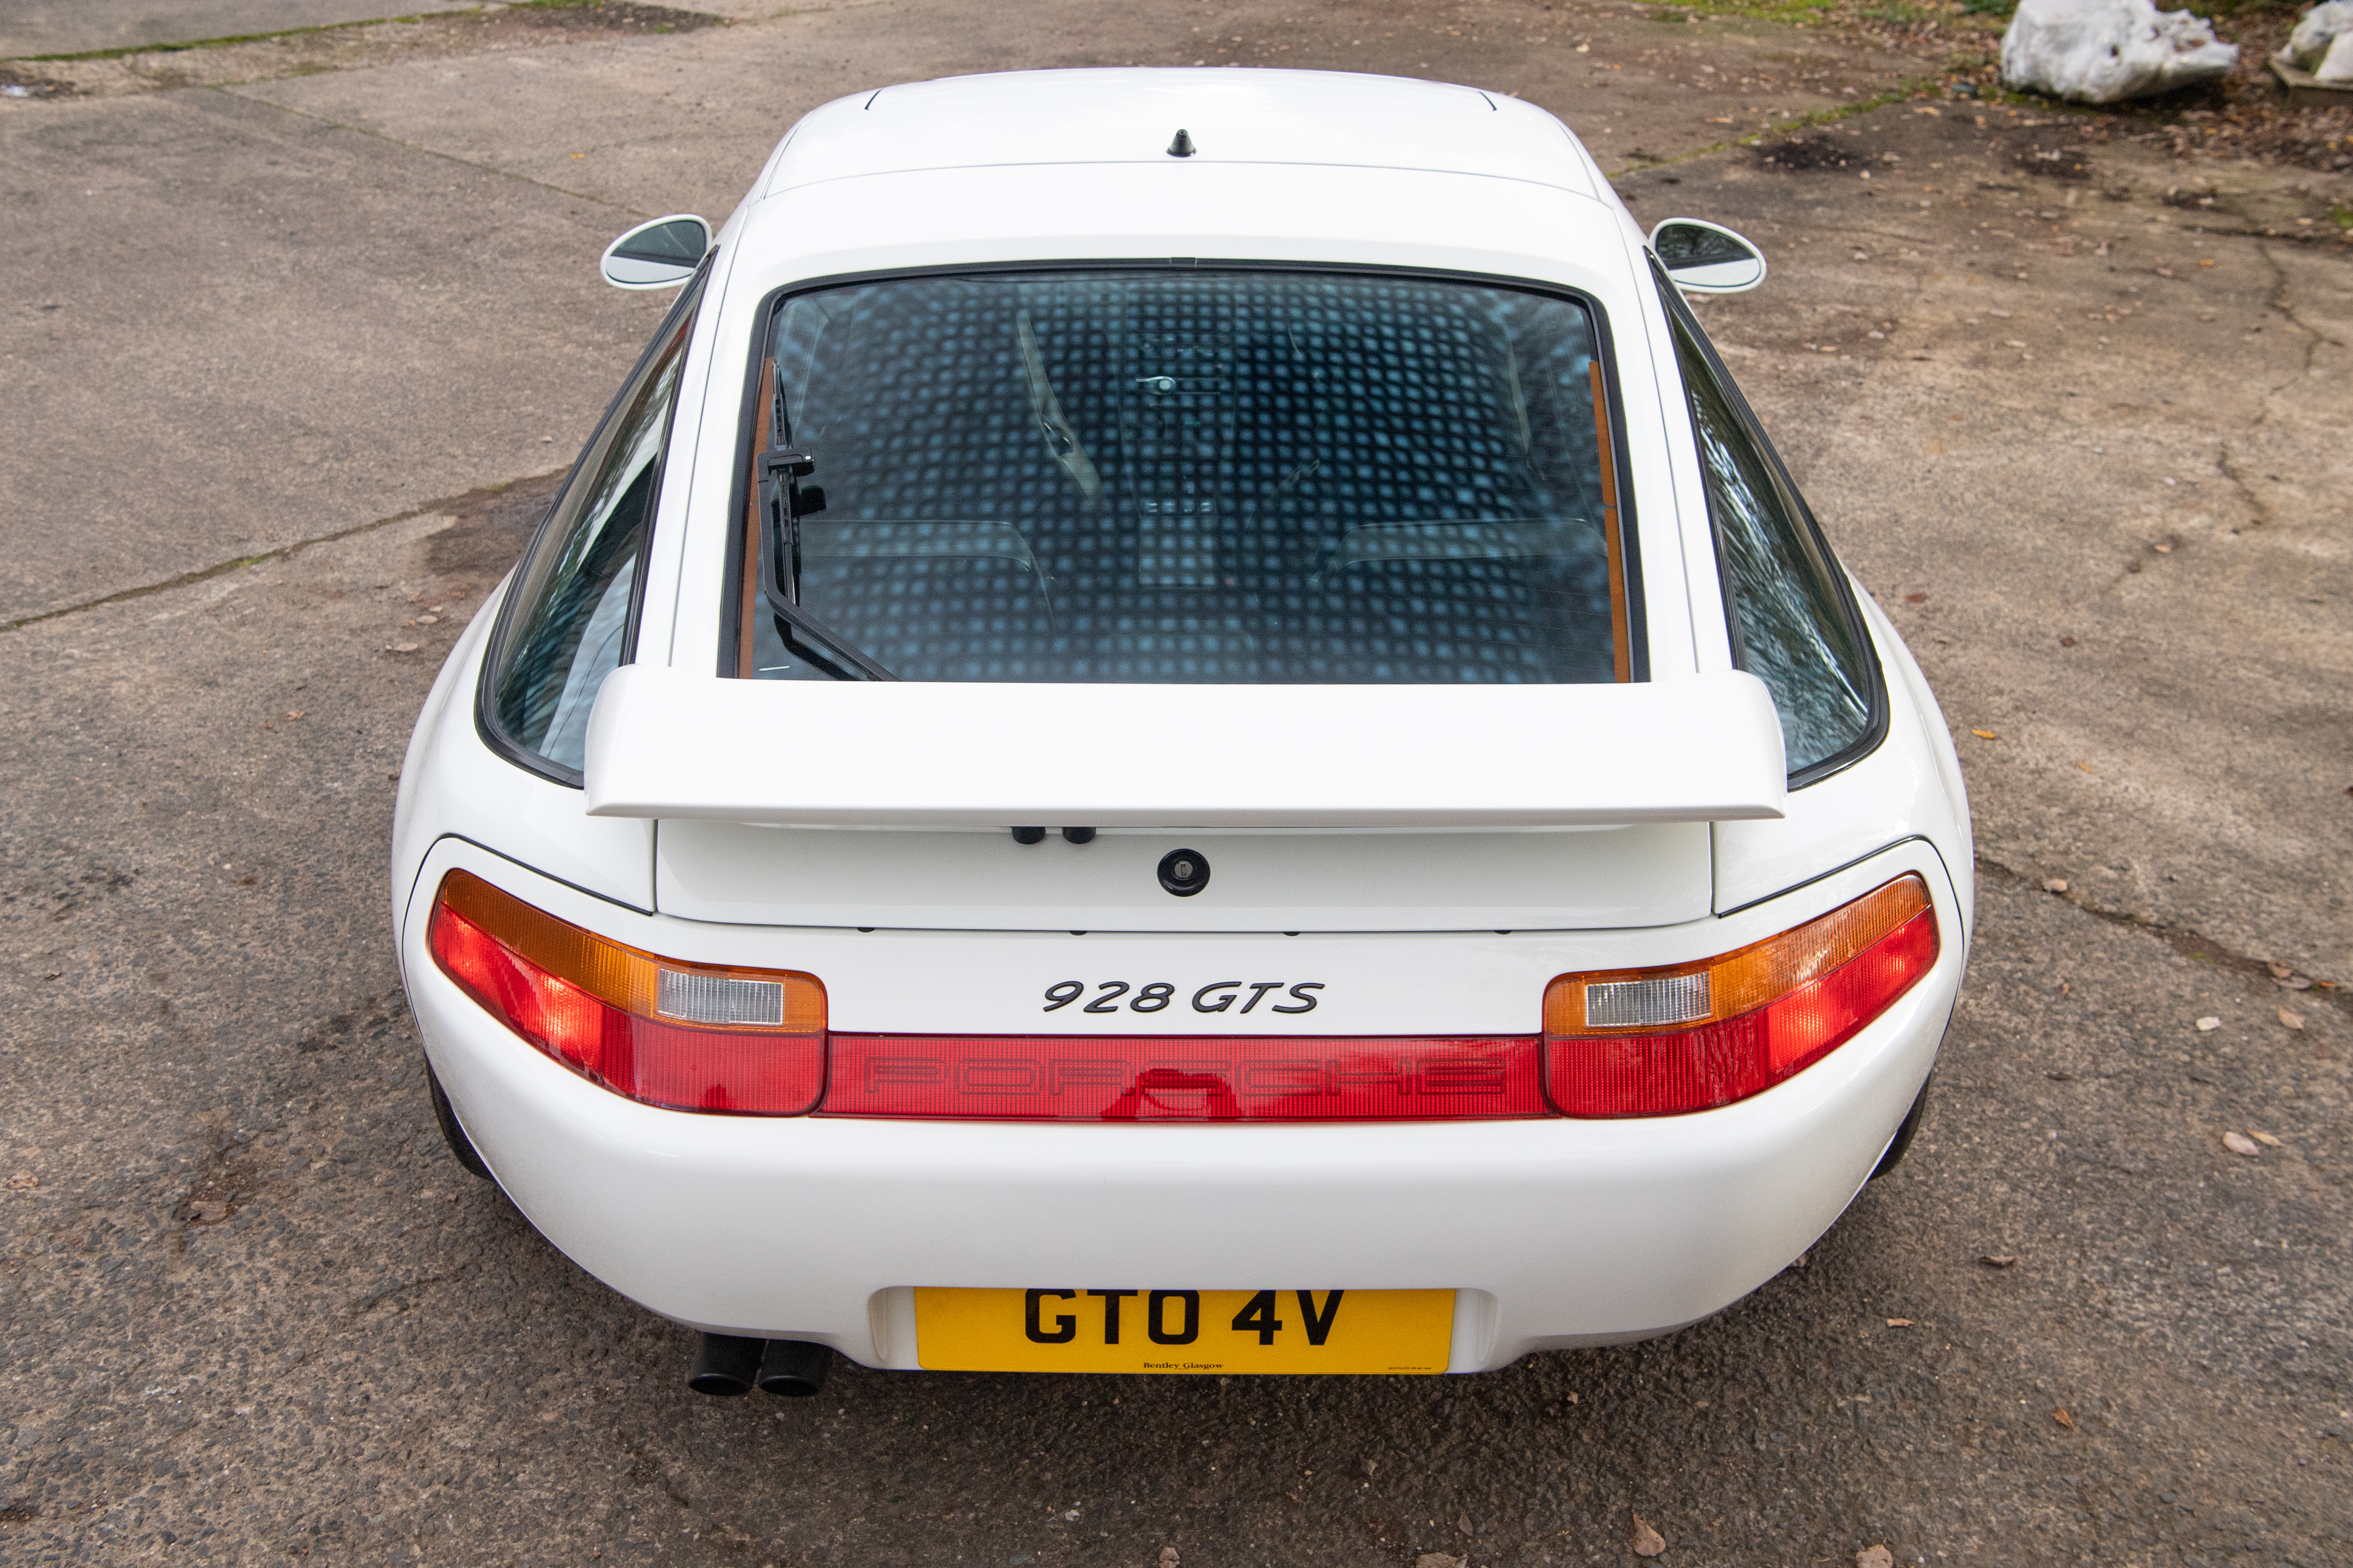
[913,1287,1454,1375]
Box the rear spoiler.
[582,666,1787,829]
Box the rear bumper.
[404,840,1960,1372]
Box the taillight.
[1543,875,1938,1118]
[823,1035,1546,1121]
[426,870,825,1115]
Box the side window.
[483,268,708,778]
[1655,262,1878,779]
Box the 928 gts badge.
[1042,980,1324,1015]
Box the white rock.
[2289,0,2353,67]
[2001,0,2239,103]
[2318,27,2353,81]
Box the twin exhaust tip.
[689,1333,831,1398]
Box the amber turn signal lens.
[1542,875,1937,1117]
[427,869,825,1115]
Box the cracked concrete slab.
[0,0,1934,628]
[0,86,675,626]
[220,0,1927,231]
[1618,102,2352,981]
[2,3,724,98]
[0,0,473,60]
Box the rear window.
[730,269,1637,684]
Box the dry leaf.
[1630,1513,1666,1558]
[2277,1008,2305,1030]
[4,1171,36,1191]
[2043,878,2069,893]
[2222,1131,2261,1157]
[387,642,421,654]
[1160,1549,1180,1568]
[2052,1407,2075,1429]
[2077,761,2094,773]
[187,1199,230,1224]
[1858,1548,1896,1568]
[2196,1017,2221,1032]
[1971,728,1997,739]
[1457,1514,1474,1537]
[2252,1131,2282,1148]
[2267,961,2294,979]
[284,710,305,720]
[1979,1254,2019,1268]
[1415,1556,1465,1568]
[1884,1318,1915,1327]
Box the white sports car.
[393,69,1972,1396]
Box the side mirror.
[1648,219,1767,295]
[600,214,710,290]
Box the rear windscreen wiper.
[760,581,896,681]
[757,445,895,680]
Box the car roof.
[758,69,1599,200]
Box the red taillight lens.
[1543,875,1939,1118]
[823,1035,1547,1121]
[426,871,825,1115]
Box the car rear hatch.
[588,668,1784,933]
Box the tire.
[427,1061,494,1180]
[1870,1073,1931,1181]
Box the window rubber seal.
[716,256,1647,685]
[1649,256,1888,791]
[475,248,718,790]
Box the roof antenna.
[1167,128,1197,158]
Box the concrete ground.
[1,2,2347,1565]
[0,0,473,60]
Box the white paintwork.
[408,837,1962,1365]
[656,819,1715,934]
[585,666,1787,830]
[389,67,1979,1370]
[390,576,654,922]
[1711,584,1975,940]
[763,70,1595,200]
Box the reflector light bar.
[1542,875,1937,1117]
[427,871,825,1115]
[822,1035,1547,1121]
